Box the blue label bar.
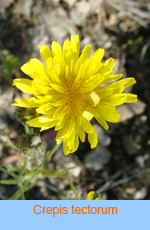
[0,201,149,230]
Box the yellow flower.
[87,191,102,200]
[12,35,137,155]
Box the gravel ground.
[0,0,150,200]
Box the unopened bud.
[19,134,46,158]
[15,107,38,125]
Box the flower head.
[87,191,102,200]
[12,35,137,155]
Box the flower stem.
[19,184,25,200]
[18,157,29,200]
[0,130,17,150]
[39,143,61,168]
[61,176,80,200]
[18,157,29,180]
[24,124,30,134]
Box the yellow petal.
[103,57,115,70]
[96,116,109,130]
[102,93,127,106]
[81,44,91,59]
[87,191,95,200]
[96,87,113,98]
[40,45,53,63]
[84,74,104,92]
[74,45,91,76]
[36,104,55,114]
[32,79,51,95]
[76,124,85,142]
[55,119,73,142]
[86,58,101,77]
[12,97,39,107]
[26,116,56,128]
[67,131,79,154]
[82,111,93,121]
[53,105,69,120]
[65,127,79,152]
[102,92,137,106]
[63,141,70,156]
[21,59,41,78]
[21,62,35,78]
[118,77,136,88]
[71,34,80,59]
[88,128,98,149]
[99,81,124,95]
[52,41,62,56]
[63,39,71,52]
[13,78,33,94]
[81,118,94,133]
[101,74,122,85]
[93,48,104,61]
[97,104,121,122]
[21,58,49,83]
[89,91,100,107]
[122,93,137,103]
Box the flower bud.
[15,107,38,125]
[19,133,46,158]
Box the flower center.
[64,82,87,118]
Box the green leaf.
[0,166,18,180]
[8,180,39,200]
[41,168,54,176]
[0,179,17,185]
[141,43,149,61]
[54,167,75,176]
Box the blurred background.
[0,0,150,200]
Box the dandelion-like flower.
[87,191,102,200]
[13,35,137,155]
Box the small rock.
[122,135,137,155]
[21,0,33,18]
[84,146,111,170]
[104,41,112,49]
[75,1,90,15]
[118,100,146,122]
[64,0,77,7]
[81,36,91,47]
[65,162,82,177]
[136,154,149,167]
[125,187,136,195]
[0,0,13,11]
[70,0,91,25]
[134,188,147,200]
[69,10,82,25]
[136,156,145,168]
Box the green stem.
[18,157,29,181]
[19,184,25,200]
[0,132,17,150]
[8,180,40,200]
[30,128,34,134]
[24,124,30,134]
[0,179,17,185]
[18,157,29,200]
[0,167,17,180]
[39,143,61,168]
[17,155,24,166]
[61,176,80,200]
